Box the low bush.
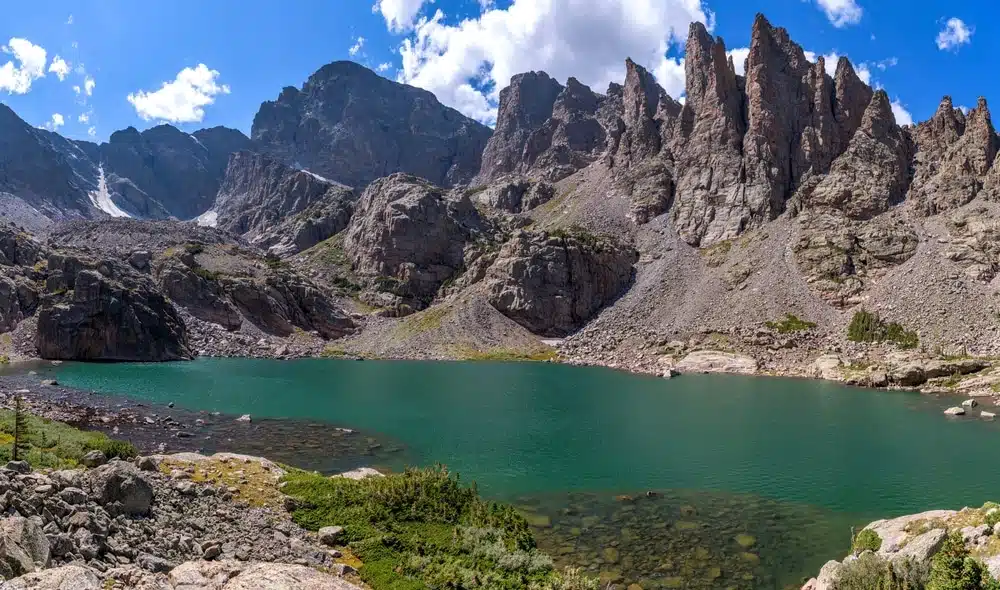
[766,314,817,334]
[852,529,883,554]
[838,553,929,590]
[928,533,1000,590]
[0,409,137,468]
[281,465,594,589]
[848,310,919,349]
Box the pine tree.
[11,395,31,462]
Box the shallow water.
[47,358,999,588]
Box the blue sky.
[0,0,994,142]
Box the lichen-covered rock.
[251,61,490,189]
[0,516,50,580]
[0,564,99,589]
[35,254,191,361]
[86,461,154,517]
[484,229,636,336]
[344,174,484,311]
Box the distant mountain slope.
[251,60,492,190]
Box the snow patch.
[195,210,218,227]
[301,169,331,183]
[88,166,132,218]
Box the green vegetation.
[395,305,451,337]
[838,553,929,590]
[320,345,351,358]
[847,310,920,349]
[463,185,488,198]
[264,254,288,270]
[549,225,604,251]
[852,528,883,554]
[192,266,221,281]
[765,314,817,334]
[928,533,1000,590]
[183,242,205,255]
[457,347,560,362]
[281,466,596,590]
[941,373,965,389]
[11,396,30,462]
[0,407,136,468]
[0,355,9,365]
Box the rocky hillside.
[251,60,492,189]
[0,219,358,363]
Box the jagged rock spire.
[613,58,666,166]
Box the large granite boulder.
[86,461,154,517]
[35,254,191,361]
[0,516,50,580]
[251,61,490,189]
[484,229,636,336]
[344,174,484,311]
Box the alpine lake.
[33,357,1000,590]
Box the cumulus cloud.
[48,55,70,81]
[45,113,64,130]
[78,111,90,123]
[815,0,862,28]
[349,37,365,57]
[374,0,429,33]
[84,76,95,95]
[0,38,48,94]
[936,18,973,51]
[396,0,709,125]
[127,64,230,123]
[377,62,392,73]
[87,126,96,138]
[66,15,73,25]
[891,98,914,126]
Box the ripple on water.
[519,489,864,590]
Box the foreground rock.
[675,351,760,375]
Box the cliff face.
[251,61,492,190]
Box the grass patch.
[395,305,451,337]
[700,240,733,268]
[0,355,8,365]
[281,466,596,590]
[192,266,221,281]
[458,347,559,362]
[159,456,286,508]
[320,345,351,358]
[183,242,205,255]
[766,314,817,334]
[848,310,919,349]
[0,409,136,468]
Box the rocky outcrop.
[475,179,555,213]
[210,151,356,254]
[223,274,354,339]
[154,259,243,331]
[252,61,491,189]
[477,73,608,183]
[910,97,997,214]
[675,351,760,375]
[344,174,484,312]
[799,90,911,219]
[484,229,637,336]
[36,253,192,361]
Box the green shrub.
[0,355,9,365]
[183,242,205,255]
[838,553,929,590]
[766,314,818,334]
[193,267,220,281]
[852,529,883,554]
[848,310,919,349]
[928,533,1000,590]
[280,465,587,590]
[84,438,139,460]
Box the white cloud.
[66,15,73,25]
[375,0,429,33]
[45,113,64,130]
[48,55,70,81]
[936,18,973,51]
[396,0,708,125]
[127,64,230,123]
[0,38,47,94]
[377,62,392,72]
[874,57,897,71]
[78,111,90,123]
[726,47,750,76]
[349,37,365,57]
[891,98,914,126]
[815,0,862,28]
[84,76,95,95]
[87,126,96,138]
[72,84,80,94]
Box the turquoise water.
[47,358,999,588]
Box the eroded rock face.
[154,259,243,331]
[484,230,637,336]
[35,254,192,361]
[224,275,354,339]
[476,178,555,213]
[252,61,491,189]
[211,151,356,256]
[344,174,484,311]
[799,90,911,219]
[911,97,997,214]
[793,211,918,306]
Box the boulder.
[166,559,361,589]
[80,451,107,469]
[0,516,50,580]
[333,468,384,481]
[87,462,154,517]
[983,411,996,420]
[811,354,844,381]
[944,407,966,416]
[675,351,759,375]
[892,528,947,563]
[484,230,637,336]
[317,526,343,547]
[815,560,843,590]
[962,399,978,408]
[0,564,100,589]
